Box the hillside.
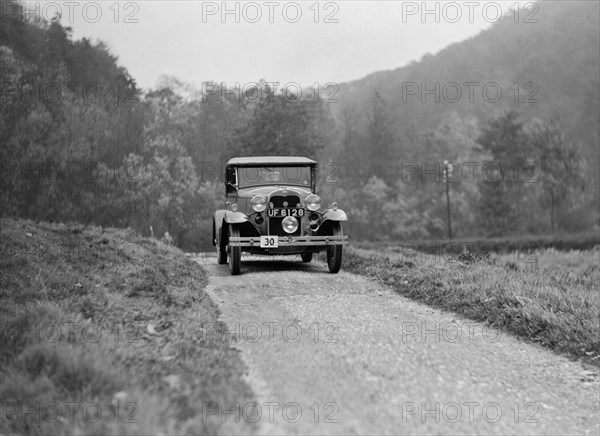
[0,219,255,434]
[334,0,599,150]
[322,0,599,239]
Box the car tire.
[327,223,343,274]
[228,225,242,275]
[301,252,313,263]
[216,228,227,265]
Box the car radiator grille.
[270,195,300,208]
[269,195,302,236]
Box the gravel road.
[194,254,599,435]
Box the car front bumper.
[228,235,348,247]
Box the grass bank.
[353,232,600,254]
[344,245,600,367]
[0,218,255,435]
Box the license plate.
[267,208,305,217]
[260,236,279,248]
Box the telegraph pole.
[443,160,453,240]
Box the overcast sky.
[29,1,534,90]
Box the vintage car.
[213,156,348,275]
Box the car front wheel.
[327,223,343,274]
[228,225,242,275]
[216,229,227,265]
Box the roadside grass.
[344,245,600,367]
[353,232,600,254]
[0,218,255,435]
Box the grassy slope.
[344,246,600,367]
[0,219,255,435]
[353,233,600,254]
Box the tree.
[476,111,529,236]
[365,92,401,184]
[526,118,583,233]
[333,104,368,188]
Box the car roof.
[226,156,317,167]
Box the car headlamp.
[282,216,299,234]
[251,195,267,212]
[305,194,321,211]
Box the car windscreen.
[237,166,312,189]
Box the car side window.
[225,167,238,195]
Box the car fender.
[216,211,259,244]
[224,211,250,224]
[320,208,348,223]
[213,211,249,246]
